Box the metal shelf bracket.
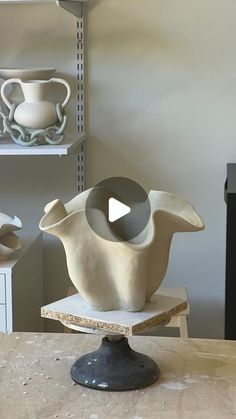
[56,0,82,17]
[56,0,86,18]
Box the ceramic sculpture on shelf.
[0,213,22,260]
[0,77,71,147]
[39,189,204,312]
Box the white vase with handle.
[1,78,71,130]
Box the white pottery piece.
[0,232,21,261]
[1,78,71,130]
[0,213,22,237]
[0,68,56,81]
[0,213,22,260]
[0,68,56,128]
[39,189,204,312]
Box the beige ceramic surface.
[0,233,21,260]
[0,67,56,80]
[0,213,22,236]
[39,189,204,311]
[0,332,236,419]
[0,213,22,260]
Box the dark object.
[85,177,151,243]
[225,163,236,339]
[70,336,160,391]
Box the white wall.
[0,1,231,338]
[0,4,79,331]
[87,0,234,338]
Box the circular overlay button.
[85,177,151,242]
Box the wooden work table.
[0,333,236,419]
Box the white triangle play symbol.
[108,198,131,223]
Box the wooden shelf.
[0,132,86,156]
[0,0,56,2]
[0,0,87,17]
[0,0,86,4]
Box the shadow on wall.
[87,0,172,54]
[86,131,195,198]
[43,236,72,332]
[86,134,153,190]
[89,0,103,9]
[189,298,225,339]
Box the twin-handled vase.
[1,77,71,130]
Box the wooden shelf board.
[41,293,188,336]
[0,0,87,4]
[0,0,87,15]
[0,132,86,156]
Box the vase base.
[1,104,66,147]
[70,336,160,392]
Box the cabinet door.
[0,274,6,304]
[0,305,6,332]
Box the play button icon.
[85,177,151,242]
[108,198,131,223]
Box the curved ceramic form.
[0,213,22,237]
[0,67,56,81]
[0,213,22,260]
[39,189,204,311]
[0,232,22,261]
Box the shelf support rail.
[77,4,85,193]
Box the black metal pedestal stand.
[70,335,160,391]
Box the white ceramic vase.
[0,213,22,260]
[1,78,71,130]
[39,189,204,311]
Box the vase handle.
[49,78,71,109]
[1,78,22,110]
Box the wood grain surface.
[0,333,236,418]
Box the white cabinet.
[0,274,6,304]
[0,234,44,333]
[0,305,6,331]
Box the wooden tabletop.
[0,333,235,419]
